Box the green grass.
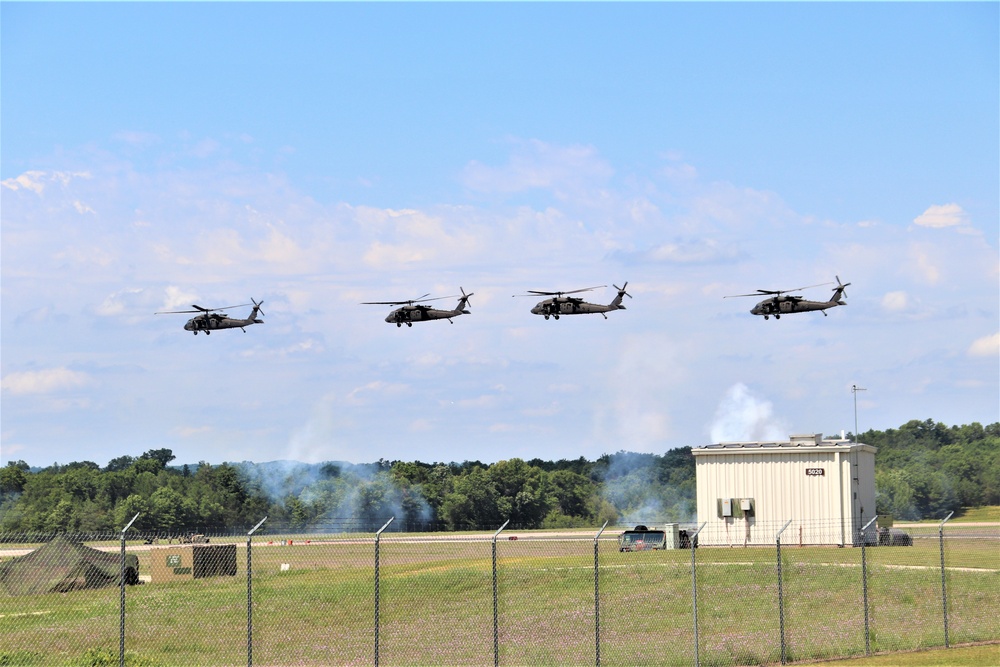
[952,506,1000,523]
[825,642,1000,666]
[1,532,997,666]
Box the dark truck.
[618,525,667,552]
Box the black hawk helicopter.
[363,288,473,327]
[724,277,850,320]
[515,283,631,320]
[156,299,264,334]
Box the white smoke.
[709,383,788,443]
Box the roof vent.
[789,433,823,446]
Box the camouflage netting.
[0,535,139,596]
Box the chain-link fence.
[1,518,997,666]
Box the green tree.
[0,463,28,494]
[140,448,176,469]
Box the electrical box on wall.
[717,497,755,518]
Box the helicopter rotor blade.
[516,285,606,297]
[362,293,458,307]
[195,303,251,312]
[724,281,834,299]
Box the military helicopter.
[724,277,850,320]
[156,299,264,334]
[363,288,473,327]
[515,283,631,320]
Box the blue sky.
[2,3,997,469]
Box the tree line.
[0,419,996,535]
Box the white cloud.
[113,130,161,147]
[968,332,1000,357]
[159,286,202,312]
[643,238,742,264]
[461,139,613,200]
[97,288,145,316]
[881,291,909,312]
[0,170,90,195]
[346,381,409,405]
[1,368,91,395]
[910,245,942,285]
[73,201,96,215]
[913,203,968,229]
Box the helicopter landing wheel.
[406,322,412,327]
[774,314,780,320]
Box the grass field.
[951,506,1000,523]
[825,642,1000,666]
[0,528,997,666]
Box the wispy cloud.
[461,138,613,201]
[1,368,91,395]
[1,170,91,195]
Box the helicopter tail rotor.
[457,287,474,312]
[250,298,265,323]
[610,282,632,310]
[613,282,632,299]
[831,276,851,304]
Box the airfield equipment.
[362,288,473,327]
[156,299,264,335]
[618,525,668,552]
[724,277,850,320]
[515,283,631,320]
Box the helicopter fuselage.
[185,314,264,334]
[386,305,470,327]
[751,297,846,319]
[531,299,623,319]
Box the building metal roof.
[692,433,876,453]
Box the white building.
[692,434,877,547]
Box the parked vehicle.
[618,525,667,552]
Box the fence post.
[689,522,706,667]
[373,517,395,667]
[775,519,792,665]
[119,512,139,667]
[492,520,510,667]
[860,515,878,655]
[593,520,608,667]
[938,511,954,648]
[246,516,267,667]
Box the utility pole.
[852,384,867,443]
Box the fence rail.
[0,520,997,666]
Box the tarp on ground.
[0,535,139,596]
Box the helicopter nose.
[385,314,393,323]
